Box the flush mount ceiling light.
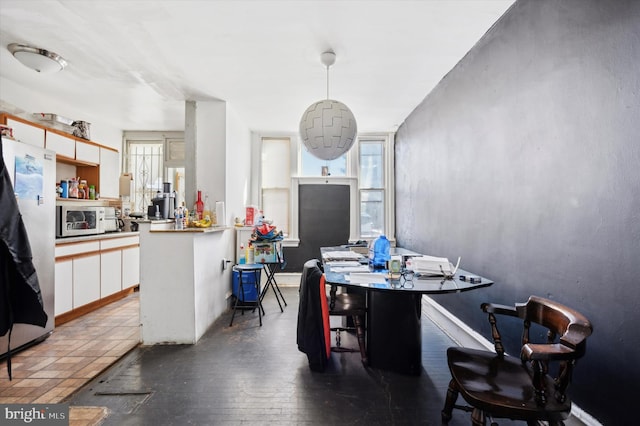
[299,50,357,161]
[7,43,67,73]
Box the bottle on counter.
[79,180,88,199]
[246,242,255,264]
[174,208,181,230]
[60,180,69,198]
[194,190,204,221]
[175,206,184,230]
[239,244,246,264]
[182,202,189,228]
[202,193,212,223]
[89,184,96,200]
[69,178,79,198]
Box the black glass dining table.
[321,246,493,375]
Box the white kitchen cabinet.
[101,250,122,297]
[56,235,139,320]
[99,147,120,198]
[72,254,101,308]
[122,246,140,289]
[7,117,45,148]
[45,131,75,159]
[75,140,100,164]
[54,259,73,315]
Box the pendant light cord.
[326,64,330,99]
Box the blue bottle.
[60,180,68,198]
[370,235,390,269]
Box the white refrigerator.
[1,136,55,357]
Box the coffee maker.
[148,182,176,219]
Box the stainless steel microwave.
[56,205,105,238]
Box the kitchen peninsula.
[138,220,232,345]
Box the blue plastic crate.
[232,269,260,302]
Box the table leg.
[254,269,263,325]
[367,291,422,375]
[269,265,287,307]
[260,264,286,312]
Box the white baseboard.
[421,295,602,426]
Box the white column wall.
[225,104,252,225]
[194,100,226,204]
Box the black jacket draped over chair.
[296,259,330,372]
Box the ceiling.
[0,0,514,133]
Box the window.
[257,132,394,244]
[125,141,163,214]
[123,131,184,214]
[301,146,347,177]
[359,141,385,238]
[261,138,290,235]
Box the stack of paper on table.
[406,255,456,276]
[325,261,361,267]
[322,251,364,261]
[331,265,370,273]
[347,273,388,284]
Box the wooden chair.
[297,259,367,371]
[441,295,592,426]
[327,282,368,364]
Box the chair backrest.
[511,296,592,405]
[516,295,592,358]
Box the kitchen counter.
[55,231,139,244]
[132,218,172,224]
[137,220,234,344]
[150,226,229,233]
[145,218,229,233]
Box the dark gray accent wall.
[394,0,639,423]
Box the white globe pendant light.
[299,51,357,161]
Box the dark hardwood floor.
[68,286,585,425]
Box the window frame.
[351,133,395,242]
[260,137,292,235]
[123,131,185,212]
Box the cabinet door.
[7,118,45,148]
[99,148,120,198]
[54,259,73,315]
[73,254,101,307]
[122,246,140,289]
[101,250,122,297]
[76,140,100,164]
[46,131,75,159]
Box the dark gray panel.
[395,0,640,424]
[283,184,350,271]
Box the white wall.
[193,100,226,204]
[226,104,253,226]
